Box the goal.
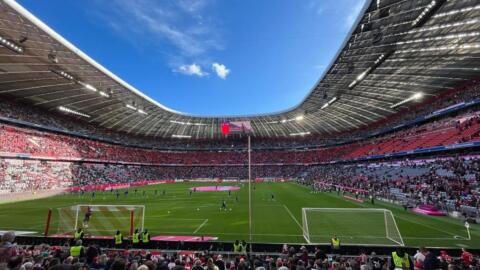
[54,204,145,236]
[302,208,404,246]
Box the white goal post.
[56,204,145,236]
[302,208,404,246]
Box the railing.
[12,235,477,256]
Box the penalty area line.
[193,219,208,234]
[394,215,467,240]
[283,205,303,232]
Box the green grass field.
[0,182,478,248]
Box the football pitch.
[0,182,478,248]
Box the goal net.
[55,205,145,236]
[302,208,404,246]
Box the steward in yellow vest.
[132,229,140,246]
[114,230,123,246]
[233,240,241,252]
[390,249,413,270]
[331,235,340,251]
[70,240,84,257]
[240,240,247,253]
[142,229,150,247]
[74,228,84,240]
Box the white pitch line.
[394,215,463,238]
[283,205,303,231]
[193,219,208,234]
[0,230,37,235]
[147,217,206,220]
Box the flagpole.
[248,135,252,252]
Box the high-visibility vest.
[70,246,82,257]
[392,252,410,269]
[233,243,241,252]
[74,231,83,240]
[142,232,150,243]
[132,233,140,244]
[114,233,123,245]
[331,238,340,249]
[240,243,247,253]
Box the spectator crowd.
[1,231,479,270]
[301,156,480,217]
[0,80,479,151]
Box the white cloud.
[90,0,223,65]
[176,63,209,77]
[211,63,230,79]
[176,0,210,14]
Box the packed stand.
[301,157,480,217]
[1,109,479,167]
[344,111,480,159]
[0,159,304,193]
[0,124,347,165]
[0,79,479,151]
[0,159,74,194]
[1,231,479,270]
[1,111,480,194]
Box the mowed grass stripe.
[0,182,477,248]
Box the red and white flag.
[221,121,252,135]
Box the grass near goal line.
[0,182,477,248]
[302,208,404,246]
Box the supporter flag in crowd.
[221,121,252,136]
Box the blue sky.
[18,0,366,116]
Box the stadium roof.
[0,0,479,139]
